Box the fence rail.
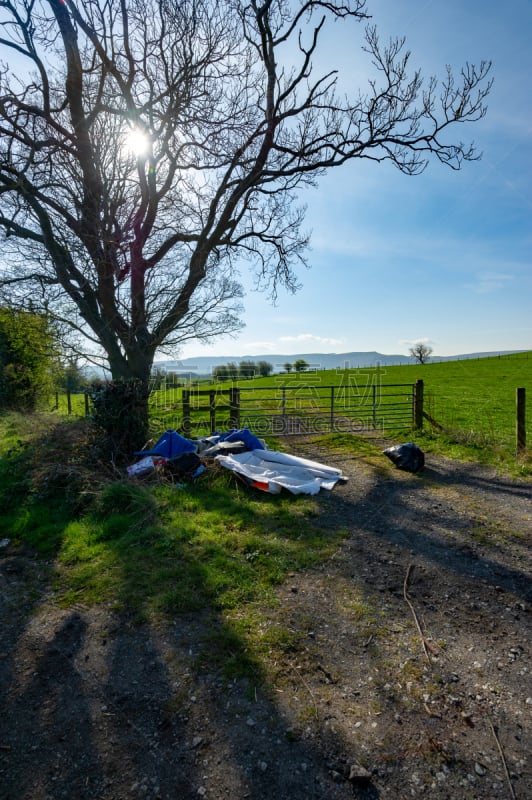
[177,382,418,437]
[56,380,528,451]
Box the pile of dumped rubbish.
[127,429,426,495]
[127,428,348,495]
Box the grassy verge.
[0,412,348,679]
[309,426,532,477]
[411,428,531,476]
[2,407,529,684]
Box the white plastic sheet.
[215,449,346,495]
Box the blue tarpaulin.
[134,429,197,459]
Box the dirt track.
[0,441,530,800]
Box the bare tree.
[0,0,491,440]
[409,342,433,364]
[257,360,273,377]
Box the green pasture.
[148,353,531,454]
[55,352,532,470]
[382,353,531,443]
[52,391,88,417]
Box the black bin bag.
[383,442,425,473]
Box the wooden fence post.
[516,387,526,453]
[67,390,72,415]
[414,379,424,430]
[229,387,240,429]
[84,392,90,417]
[209,390,216,433]
[182,389,191,438]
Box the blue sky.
[183,0,532,360]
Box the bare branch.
[0,0,491,384]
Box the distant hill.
[153,349,528,376]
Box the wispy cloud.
[278,333,345,347]
[400,337,435,348]
[207,334,347,356]
[243,340,277,352]
[465,272,513,294]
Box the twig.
[423,702,441,719]
[403,564,438,664]
[489,719,517,800]
[317,663,336,684]
[290,665,319,720]
[422,411,446,432]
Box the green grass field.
[146,353,531,467]
[52,391,88,417]
[381,353,532,464]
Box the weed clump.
[96,481,158,521]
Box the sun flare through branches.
[123,126,151,158]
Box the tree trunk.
[92,345,155,462]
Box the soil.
[0,437,530,800]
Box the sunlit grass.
[3,358,530,682]
[150,352,531,469]
[49,473,349,658]
[0,415,346,627]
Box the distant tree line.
[149,369,187,390]
[213,360,273,381]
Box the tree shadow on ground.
[0,455,373,800]
[0,564,374,799]
[322,457,532,604]
[2,433,529,799]
[0,610,105,799]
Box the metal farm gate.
[179,380,422,438]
